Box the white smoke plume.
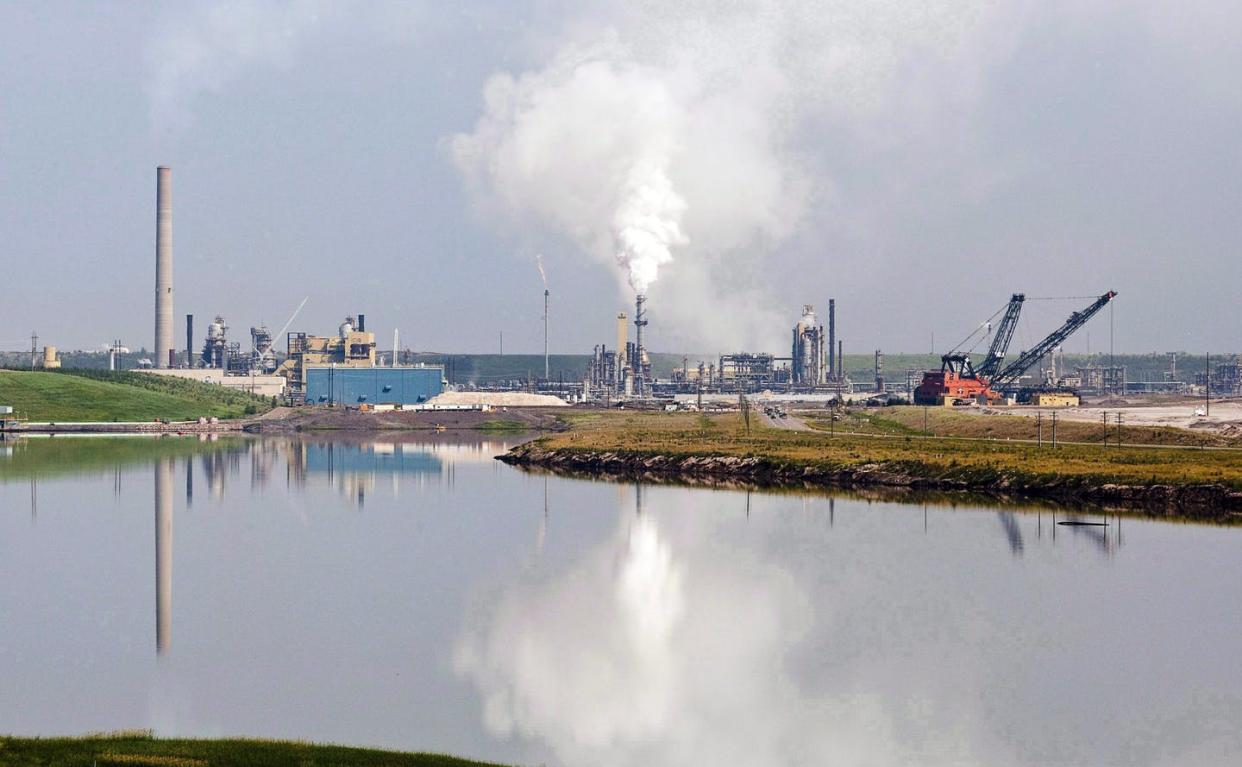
[453,36,698,300]
[612,160,687,295]
[145,0,332,130]
[451,1,1002,349]
[144,0,424,130]
[535,253,548,289]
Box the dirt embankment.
[10,420,245,434]
[499,442,1242,520]
[244,406,568,433]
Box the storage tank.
[42,346,61,369]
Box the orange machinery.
[913,291,1116,406]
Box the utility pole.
[1051,411,1058,449]
[1109,299,1115,394]
[1205,352,1211,416]
[1037,411,1042,448]
[1102,410,1107,444]
[1117,412,1124,448]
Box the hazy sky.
[1,1,1238,356]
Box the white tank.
[208,316,227,340]
[339,317,355,339]
[799,304,817,328]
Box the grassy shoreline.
[0,369,271,422]
[500,411,1242,516]
[0,733,507,767]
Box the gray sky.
[1,1,1238,356]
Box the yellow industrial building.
[1028,391,1080,407]
[278,315,377,393]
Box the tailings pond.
[2,434,1239,766]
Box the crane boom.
[991,291,1117,390]
[975,293,1024,379]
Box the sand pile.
[429,391,569,408]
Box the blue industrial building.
[304,366,444,406]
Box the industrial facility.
[114,166,446,405]
[6,164,1233,418]
[585,296,853,400]
[279,314,445,405]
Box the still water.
[2,434,1240,766]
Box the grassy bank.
[534,411,1242,491]
[0,370,271,422]
[0,733,505,767]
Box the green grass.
[0,370,271,422]
[0,733,506,767]
[475,419,529,433]
[533,411,1242,490]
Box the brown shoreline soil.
[498,442,1242,522]
[2,407,569,435]
[244,407,567,433]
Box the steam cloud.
[451,2,1000,348]
[452,37,699,300]
[612,160,687,295]
[144,0,423,130]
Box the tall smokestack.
[828,298,835,381]
[615,311,628,389]
[544,288,550,381]
[616,312,628,366]
[155,167,173,369]
[185,314,193,368]
[838,339,843,380]
[634,294,648,396]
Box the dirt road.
[759,409,812,431]
[998,400,1242,437]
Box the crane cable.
[1024,295,1098,301]
[946,301,1009,356]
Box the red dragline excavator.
[913,290,1117,406]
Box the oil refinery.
[7,165,1239,412]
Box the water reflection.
[155,458,173,656]
[453,485,1231,767]
[997,511,1024,555]
[284,438,507,507]
[146,436,522,660]
[455,487,885,766]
